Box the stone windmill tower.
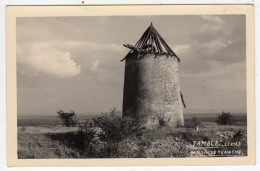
[121,23,185,128]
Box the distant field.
[18,113,247,126]
[185,113,247,126]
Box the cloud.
[17,43,81,78]
[17,39,124,79]
[201,38,232,54]
[200,16,225,24]
[90,59,100,72]
[199,16,226,33]
[200,24,223,32]
[172,44,191,54]
[178,36,236,75]
[65,41,123,53]
[181,60,245,81]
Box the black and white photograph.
[5,5,255,167]
[15,14,249,159]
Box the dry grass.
[19,125,78,134]
[18,126,81,159]
[18,122,247,158]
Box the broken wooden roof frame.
[121,23,180,62]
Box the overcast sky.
[17,15,246,116]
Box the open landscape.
[18,112,247,158]
[16,15,248,160]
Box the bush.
[77,121,97,156]
[93,116,138,157]
[57,110,77,127]
[233,129,244,140]
[216,111,235,125]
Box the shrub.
[93,116,138,157]
[216,111,235,125]
[233,129,244,140]
[77,121,97,156]
[184,116,201,128]
[57,110,77,127]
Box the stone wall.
[122,53,184,128]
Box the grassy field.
[18,114,247,158]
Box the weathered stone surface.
[122,54,184,128]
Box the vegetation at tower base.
[122,23,185,128]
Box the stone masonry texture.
[122,54,184,128]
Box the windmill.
[121,23,185,128]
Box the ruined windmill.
[121,23,186,128]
